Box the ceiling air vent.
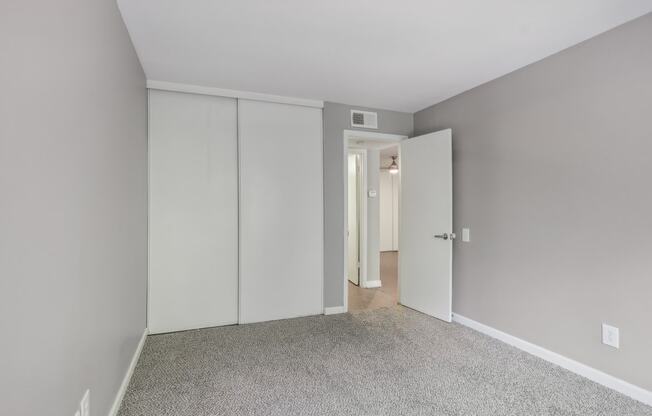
[351,110,378,129]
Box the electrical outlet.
[462,228,470,242]
[80,389,90,416]
[602,324,619,349]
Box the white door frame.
[342,130,407,311]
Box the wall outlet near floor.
[462,228,470,242]
[80,389,90,416]
[602,324,619,349]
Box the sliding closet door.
[238,100,323,323]
[148,90,238,334]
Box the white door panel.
[347,154,360,285]
[379,170,393,251]
[238,100,323,324]
[148,90,238,334]
[380,170,400,251]
[392,173,399,250]
[399,129,453,322]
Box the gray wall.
[323,102,413,308]
[414,13,652,391]
[366,149,381,284]
[0,1,148,415]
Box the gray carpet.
[118,307,652,416]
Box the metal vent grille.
[351,110,378,129]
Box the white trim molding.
[324,306,347,315]
[147,80,324,108]
[362,280,382,289]
[108,328,149,416]
[343,130,407,143]
[452,314,652,407]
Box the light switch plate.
[602,324,619,349]
[462,228,470,242]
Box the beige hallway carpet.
[348,251,398,312]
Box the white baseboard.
[362,280,382,289]
[108,327,148,416]
[324,306,347,315]
[452,313,652,407]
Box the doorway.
[344,131,405,312]
[348,145,400,312]
[343,129,454,321]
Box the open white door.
[399,129,453,322]
[347,153,360,285]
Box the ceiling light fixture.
[388,156,399,174]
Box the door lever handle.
[434,233,456,240]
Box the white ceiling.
[381,146,399,168]
[381,146,399,160]
[118,1,652,112]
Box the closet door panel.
[148,90,238,334]
[238,100,323,324]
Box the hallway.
[348,251,397,312]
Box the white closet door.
[148,90,238,334]
[238,99,323,324]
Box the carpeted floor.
[118,307,652,416]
